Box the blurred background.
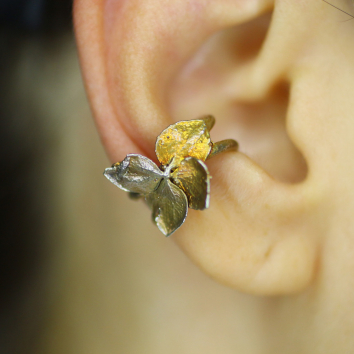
[0,0,79,352]
[0,1,263,353]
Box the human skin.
[73,0,354,352]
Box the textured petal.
[198,114,215,131]
[155,119,212,166]
[104,154,163,194]
[207,139,239,160]
[171,157,210,210]
[145,178,188,236]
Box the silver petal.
[104,154,163,195]
[145,178,188,237]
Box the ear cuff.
[104,115,238,236]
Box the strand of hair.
[322,0,354,19]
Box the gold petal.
[171,157,210,210]
[104,154,163,194]
[155,119,212,166]
[145,178,188,236]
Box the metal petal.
[104,154,163,195]
[171,157,210,210]
[155,119,212,166]
[145,178,188,237]
[207,139,239,160]
[198,114,215,131]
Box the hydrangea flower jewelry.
[104,115,238,236]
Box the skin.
[70,0,354,352]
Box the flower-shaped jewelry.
[104,115,238,236]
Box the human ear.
[73,0,332,295]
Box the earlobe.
[74,0,323,295]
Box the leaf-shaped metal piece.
[171,157,210,210]
[207,139,239,160]
[155,118,213,167]
[104,154,163,195]
[199,114,215,131]
[145,178,188,236]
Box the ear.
[73,0,329,295]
